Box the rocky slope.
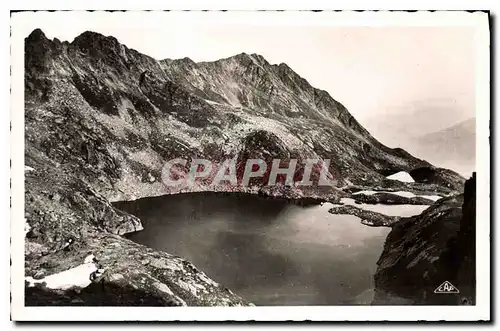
[24,29,465,306]
[373,173,476,305]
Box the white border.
[10,10,490,322]
[4,0,500,11]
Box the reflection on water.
[115,192,398,305]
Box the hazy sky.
[19,12,476,131]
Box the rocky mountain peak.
[69,30,129,71]
[232,52,269,66]
[25,29,60,77]
[26,28,49,43]
[71,30,121,50]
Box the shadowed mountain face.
[24,29,467,306]
[374,173,476,305]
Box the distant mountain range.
[361,114,475,177]
[414,118,475,176]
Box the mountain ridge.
[26,28,455,187]
[419,117,475,141]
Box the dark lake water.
[114,192,393,305]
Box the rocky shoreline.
[350,192,436,205]
[329,205,401,227]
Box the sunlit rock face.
[24,28,466,306]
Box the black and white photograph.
[9,9,490,322]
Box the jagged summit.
[232,52,269,64]
[26,29,117,47]
[171,52,272,68]
[71,30,121,47]
[26,28,48,41]
[162,49,376,139]
[24,28,338,122]
[25,29,271,70]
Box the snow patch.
[352,190,442,201]
[204,99,222,106]
[24,219,31,236]
[334,198,428,217]
[418,195,443,201]
[26,254,99,291]
[25,166,35,172]
[386,171,415,183]
[84,254,96,264]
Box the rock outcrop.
[351,192,435,205]
[373,173,476,305]
[24,28,466,306]
[329,205,401,227]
